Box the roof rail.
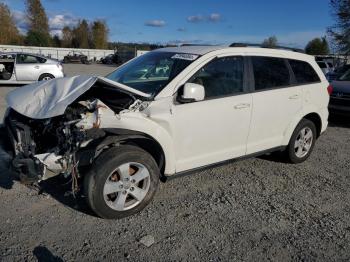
[229,43,305,53]
[180,44,215,47]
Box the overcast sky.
[1,0,333,47]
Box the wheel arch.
[303,112,322,138]
[82,129,168,181]
[282,111,323,145]
[38,73,54,81]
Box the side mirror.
[178,83,205,103]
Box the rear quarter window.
[37,56,47,63]
[251,56,291,90]
[289,59,321,84]
[317,62,327,69]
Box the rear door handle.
[289,94,299,100]
[34,65,40,69]
[234,103,250,109]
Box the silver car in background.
[0,52,64,84]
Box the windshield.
[338,69,350,81]
[106,52,199,96]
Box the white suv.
[4,45,330,219]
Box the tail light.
[327,85,333,95]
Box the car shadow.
[257,151,288,163]
[329,114,350,128]
[33,246,63,262]
[39,176,98,217]
[0,134,15,189]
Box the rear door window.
[251,56,291,91]
[289,59,321,84]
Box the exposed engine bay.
[4,78,151,192]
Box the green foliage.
[91,20,109,49]
[52,35,61,47]
[72,20,90,48]
[25,30,51,46]
[262,36,278,48]
[305,37,330,55]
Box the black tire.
[84,145,160,219]
[38,73,55,81]
[286,119,317,164]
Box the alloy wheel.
[294,127,313,158]
[103,162,151,211]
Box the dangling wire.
[71,154,79,198]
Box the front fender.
[98,112,176,175]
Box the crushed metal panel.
[6,75,98,119]
[6,75,151,120]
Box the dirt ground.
[0,64,350,261]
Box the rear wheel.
[39,73,54,81]
[286,119,317,163]
[84,145,160,219]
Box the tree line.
[260,35,330,55]
[0,0,109,49]
[1,0,350,54]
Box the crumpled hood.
[6,75,151,119]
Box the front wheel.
[84,145,160,219]
[286,119,317,164]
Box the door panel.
[173,94,252,172]
[246,56,303,154]
[171,56,252,172]
[15,64,41,81]
[247,87,302,154]
[15,54,41,81]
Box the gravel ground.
[0,64,350,261]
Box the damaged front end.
[4,76,151,189]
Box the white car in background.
[4,44,330,219]
[0,52,64,84]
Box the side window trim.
[285,58,298,86]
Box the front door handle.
[289,94,299,100]
[234,103,250,109]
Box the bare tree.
[61,26,73,47]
